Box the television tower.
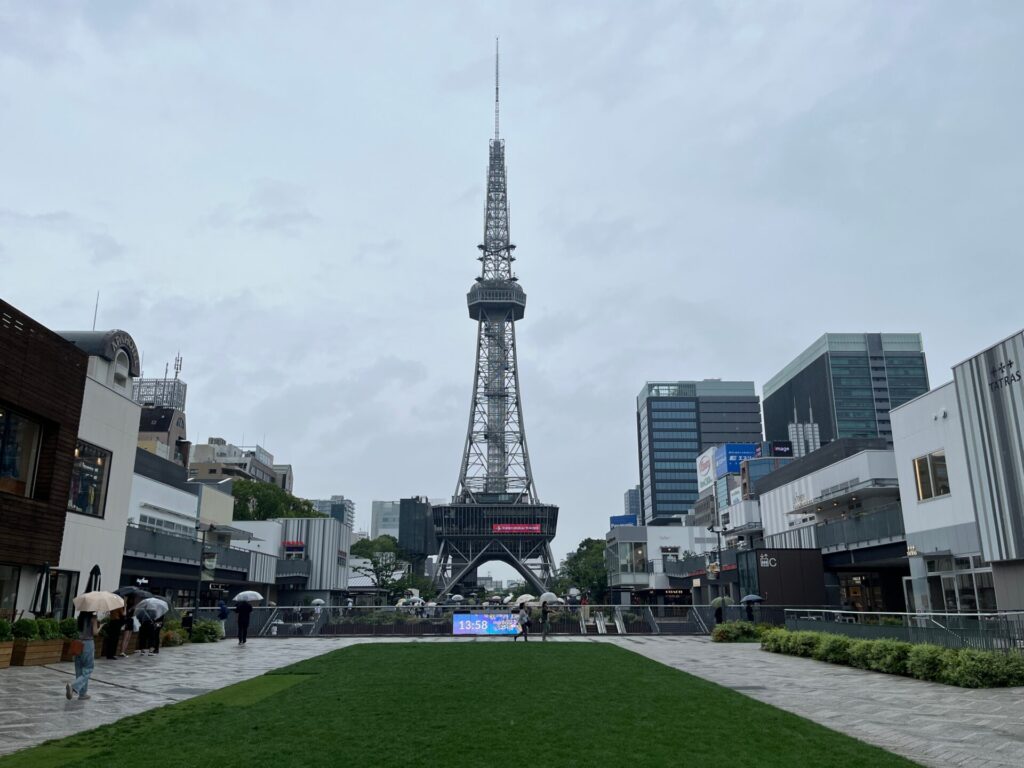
[432,42,559,596]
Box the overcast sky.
[2,2,1023,573]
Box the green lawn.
[2,643,916,768]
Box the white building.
[53,330,142,617]
[891,382,993,612]
[606,523,717,604]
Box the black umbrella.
[30,563,52,617]
[86,564,102,593]
[114,586,153,600]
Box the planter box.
[0,641,12,669]
[11,639,64,667]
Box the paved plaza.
[1,636,1022,766]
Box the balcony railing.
[124,522,254,574]
[276,558,312,579]
[815,503,905,552]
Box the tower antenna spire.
[494,36,500,141]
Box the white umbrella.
[311,598,326,606]
[568,587,580,597]
[72,591,124,613]
[426,601,437,607]
[502,595,514,604]
[406,597,425,604]
[134,597,169,621]
[515,593,536,605]
[233,590,263,602]
[539,591,558,604]
[450,594,464,602]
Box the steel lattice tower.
[432,43,558,597]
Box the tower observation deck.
[432,43,558,597]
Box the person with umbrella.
[233,591,262,645]
[740,594,764,622]
[66,591,123,701]
[134,597,169,655]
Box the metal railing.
[785,609,1024,653]
[814,503,905,552]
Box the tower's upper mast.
[479,37,514,283]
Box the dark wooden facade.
[0,299,88,567]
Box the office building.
[1,301,89,620]
[272,464,294,494]
[398,496,438,573]
[371,500,401,539]
[312,495,355,528]
[189,438,279,485]
[764,333,929,447]
[623,486,641,518]
[132,357,190,467]
[636,380,762,525]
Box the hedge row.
[711,621,776,643]
[761,628,1024,688]
[8,618,78,641]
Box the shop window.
[914,450,950,500]
[0,564,21,621]
[68,440,111,518]
[49,570,80,620]
[0,406,42,498]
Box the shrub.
[712,621,760,643]
[867,639,912,675]
[786,631,822,658]
[945,649,1024,688]
[906,644,955,682]
[847,640,874,669]
[36,618,61,640]
[160,628,187,647]
[190,620,223,643]
[0,619,13,642]
[12,619,38,640]
[760,628,789,653]
[59,618,79,639]
[813,634,853,665]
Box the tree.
[349,536,407,604]
[231,479,325,521]
[554,538,609,602]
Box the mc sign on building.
[954,330,1024,562]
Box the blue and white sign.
[714,443,759,477]
[609,514,638,527]
[452,613,520,636]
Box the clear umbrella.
[740,594,764,603]
[710,596,735,608]
[539,591,558,604]
[515,594,536,605]
[233,590,263,602]
[134,597,170,621]
[311,598,326,606]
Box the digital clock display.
[452,613,520,636]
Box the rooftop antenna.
[140,350,145,379]
[91,291,100,331]
[494,36,500,141]
[174,352,182,380]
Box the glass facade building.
[763,333,929,447]
[637,381,762,524]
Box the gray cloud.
[2,1,1023,567]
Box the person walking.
[745,601,754,623]
[101,608,124,660]
[66,611,98,701]
[117,599,136,657]
[236,599,253,645]
[541,601,551,641]
[517,603,531,642]
[216,600,229,635]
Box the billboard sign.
[453,613,520,636]
[715,443,759,477]
[609,514,637,527]
[492,523,541,534]
[696,447,717,493]
[729,487,743,506]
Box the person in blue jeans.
[66,611,99,701]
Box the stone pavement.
[604,636,1024,768]
[2,635,1023,766]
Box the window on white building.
[913,450,950,501]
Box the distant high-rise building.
[371,500,401,539]
[189,438,280,485]
[623,486,641,518]
[637,380,762,525]
[133,355,190,467]
[764,333,929,447]
[312,495,355,528]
